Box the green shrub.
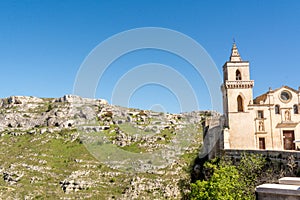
[190,154,266,200]
[190,161,246,200]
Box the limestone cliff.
[0,95,214,199]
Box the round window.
[280,90,292,103]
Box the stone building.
[221,43,300,150]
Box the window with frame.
[275,105,280,114]
[294,104,298,114]
[259,138,266,149]
[257,110,264,119]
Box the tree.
[189,154,266,200]
[237,153,265,197]
[189,160,246,200]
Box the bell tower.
[221,43,254,127]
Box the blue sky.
[0,0,300,113]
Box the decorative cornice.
[276,122,298,128]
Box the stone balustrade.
[225,80,254,89]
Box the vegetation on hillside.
[0,127,203,199]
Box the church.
[221,43,300,151]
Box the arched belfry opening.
[236,69,242,80]
[237,95,244,112]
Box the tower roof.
[230,42,242,62]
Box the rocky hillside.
[0,95,214,199]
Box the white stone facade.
[222,44,300,150]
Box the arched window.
[275,105,280,114]
[236,70,242,80]
[294,104,298,114]
[237,95,244,112]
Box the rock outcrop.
[0,95,216,199]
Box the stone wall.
[256,177,300,200]
[223,149,300,172]
[223,149,300,161]
[256,191,300,200]
[201,115,224,160]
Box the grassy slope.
[0,127,202,199]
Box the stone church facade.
[222,44,300,151]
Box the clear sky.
[0,0,300,113]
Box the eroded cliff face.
[0,95,213,199]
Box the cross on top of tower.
[230,42,242,62]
